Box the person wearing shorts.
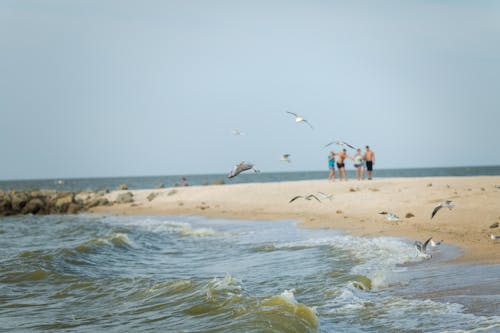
[328,151,336,181]
[353,149,365,180]
[336,149,351,181]
[364,146,375,180]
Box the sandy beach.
[91,176,500,264]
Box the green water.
[1,215,499,332]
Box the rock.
[427,183,433,187]
[154,183,165,189]
[147,192,158,202]
[86,197,110,208]
[168,189,177,196]
[53,193,74,213]
[490,222,499,229]
[116,184,128,191]
[336,210,343,214]
[22,198,45,214]
[0,193,13,215]
[405,213,415,218]
[67,203,82,214]
[116,192,134,204]
[10,191,30,211]
[349,188,356,192]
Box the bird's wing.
[308,194,321,202]
[431,205,442,219]
[286,111,298,117]
[414,241,423,252]
[324,142,334,148]
[228,165,239,178]
[422,237,433,252]
[283,154,290,158]
[289,196,302,203]
[345,142,356,149]
[303,120,314,129]
[379,211,388,215]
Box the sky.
[1,0,499,180]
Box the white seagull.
[430,239,443,247]
[227,161,260,179]
[232,130,245,136]
[280,154,291,163]
[289,194,321,203]
[431,200,455,219]
[286,111,314,129]
[414,237,433,258]
[490,234,500,240]
[316,191,333,201]
[379,211,401,221]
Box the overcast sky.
[1,0,499,180]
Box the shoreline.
[88,175,500,265]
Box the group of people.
[328,146,375,181]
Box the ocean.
[1,215,499,332]
[1,165,500,192]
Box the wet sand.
[90,176,500,264]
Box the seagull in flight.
[286,111,314,129]
[490,234,500,240]
[316,191,333,201]
[379,211,401,221]
[280,154,291,163]
[431,200,455,219]
[323,140,357,150]
[430,239,443,247]
[414,237,433,258]
[289,194,321,203]
[227,161,260,179]
[232,130,245,136]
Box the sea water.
[1,165,500,191]
[1,214,499,332]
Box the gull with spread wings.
[286,111,314,129]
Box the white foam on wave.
[274,234,419,290]
[106,218,220,237]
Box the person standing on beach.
[337,149,351,181]
[353,149,365,180]
[328,151,336,181]
[364,146,375,180]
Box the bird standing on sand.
[286,111,314,129]
[431,200,455,219]
[379,211,401,221]
[415,237,433,258]
[280,154,291,163]
[228,162,260,179]
[289,194,321,203]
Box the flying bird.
[379,211,401,221]
[316,191,333,201]
[431,200,455,219]
[289,194,321,203]
[414,237,433,258]
[286,111,314,129]
[227,162,260,179]
[490,234,500,240]
[335,140,357,149]
[232,130,245,136]
[280,154,291,163]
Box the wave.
[106,218,220,237]
[74,232,133,253]
[263,234,420,291]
